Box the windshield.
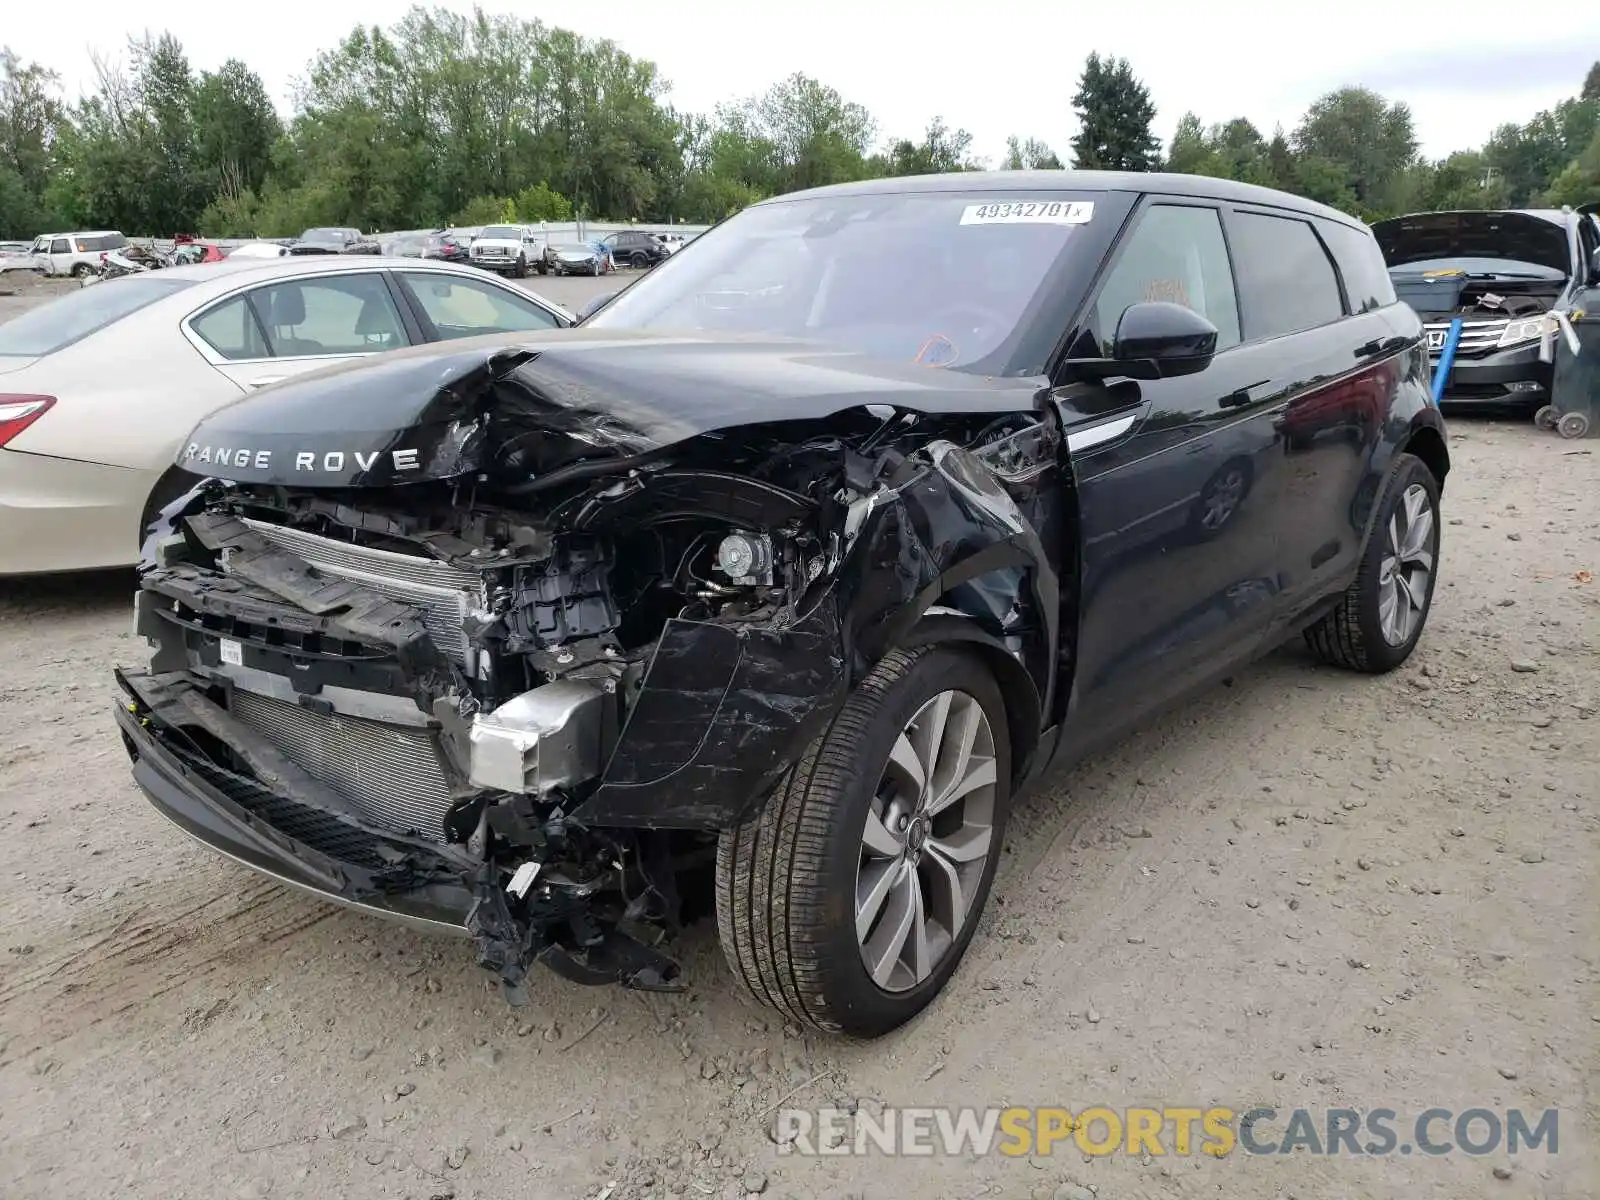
[0,277,195,357]
[554,244,593,254]
[1386,255,1564,280]
[586,191,1097,370]
[479,226,521,239]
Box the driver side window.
[1094,204,1241,355]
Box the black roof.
[764,170,1367,230]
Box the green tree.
[881,116,977,176]
[1001,135,1061,170]
[1292,87,1418,216]
[1543,127,1600,207]
[191,60,280,193]
[1069,52,1160,171]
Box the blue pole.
[1430,317,1464,407]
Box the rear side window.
[1228,212,1345,341]
[0,277,195,357]
[1318,221,1397,313]
[1094,204,1242,352]
[191,295,271,360]
[246,274,408,357]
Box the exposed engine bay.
[1400,276,1564,322]
[117,338,1067,1001]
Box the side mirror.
[1065,301,1218,382]
[576,292,615,322]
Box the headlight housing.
[1496,315,1548,348]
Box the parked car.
[289,227,381,256]
[654,232,688,254]
[469,225,541,277]
[381,233,430,258]
[424,228,477,264]
[114,172,1449,1038]
[225,242,292,260]
[542,242,609,276]
[26,231,130,278]
[0,248,48,276]
[1374,206,1600,413]
[603,229,671,268]
[0,241,33,256]
[0,257,573,575]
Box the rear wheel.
[629,251,648,269]
[70,262,94,278]
[1305,452,1440,672]
[715,645,1010,1038]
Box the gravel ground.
[1,269,1596,1199]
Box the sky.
[8,0,1599,165]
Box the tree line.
[0,10,1596,241]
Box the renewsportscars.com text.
[775,1105,1560,1158]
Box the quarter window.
[1317,220,1397,314]
[400,273,562,339]
[191,295,271,361]
[244,274,407,357]
[1229,212,1345,340]
[1095,204,1241,353]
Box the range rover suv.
[117,172,1448,1038]
[1374,205,1600,412]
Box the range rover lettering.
[116,172,1448,1038]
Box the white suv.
[29,231,131,278]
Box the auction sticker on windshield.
[960,201,1094,225]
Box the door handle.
[247,375,287,389]
[1355,336,1407,358]
[1220,380,1275,409]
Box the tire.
[629,252,647,269]
[513,256,528,279]
[715,644,1011,1038]
[1534,405,1558,431]
[70,262,94,278]
[1557,412,1590,439]
[535,262,548,276]
[1304,452,1440,673]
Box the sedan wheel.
[856,690,997,992]
[1305,451,1441,672]
[715,645,1011,1037]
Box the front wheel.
[1305,452,1440,672]
[715,645,1011,1038]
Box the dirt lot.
[1,270,1596,1200]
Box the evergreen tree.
[1069,53,1160,171]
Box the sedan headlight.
[1497,316,1549,348]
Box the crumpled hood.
[1373,210,1571,276]
[176,329,1043,488]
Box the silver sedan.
[0,256,573,574]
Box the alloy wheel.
[855,689,998,993]
[1377,482,1435,646]
[1201,467,1246,530]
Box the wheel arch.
[1403,424,1450,490]
[897,612,1043,785]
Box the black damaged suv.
[118,172,1448,1037]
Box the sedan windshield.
[585,191,1096,370]
[0,277,196,357]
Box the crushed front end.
[117,338,1063,1001]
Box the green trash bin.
[1546,288,1600,439]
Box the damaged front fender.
[575,431,1062,829]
